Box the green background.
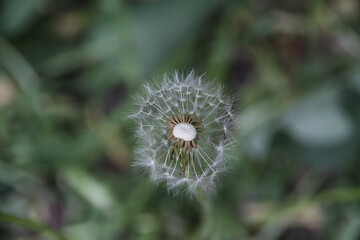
[1,0,360,239]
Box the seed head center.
[173,123,197,141]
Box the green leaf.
[0,0,44,36]
[0,212,67,240]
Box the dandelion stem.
[192,190,213,240]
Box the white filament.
[173,123,196,141]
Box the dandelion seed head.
[131,71,237,197]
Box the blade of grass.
[0,212,67,240]
[254,187,360,240]
[0,34,46,115]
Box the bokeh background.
[1,0,360,239]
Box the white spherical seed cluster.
[130,71,237,196]
[173,123,197,141]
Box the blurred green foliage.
[1,0,360,239]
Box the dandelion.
[131,71,237,196]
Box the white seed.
[173,123,197,141]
